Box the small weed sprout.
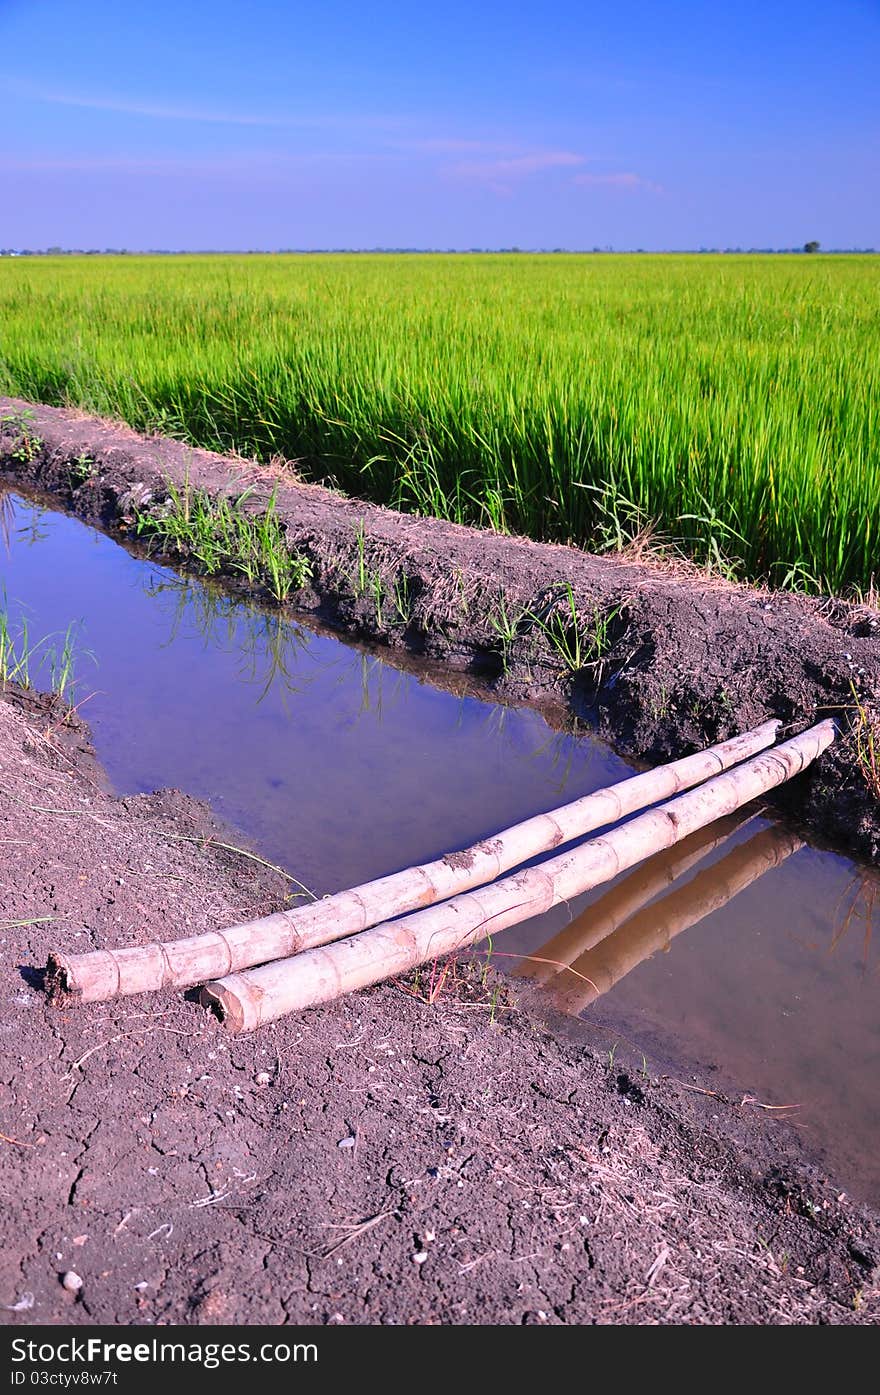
[396,950,507,1016]
[68,453,96,486]
[371,571,385,628]
[481,933,494,988]
[49,623,89,703]
[392,573,412,626]
[577,479,652,554]
[353,520,368,596]
[2,409,44,464]
[136,482,312,604]
[527,583,621,675]
[849,577,879,611]
[399,956,458,1006]
[850,683,880,801]
[0,610,38,688]
[350,520,390,626]
[489,985,501,1025]
[0,598,93,705]
[487,592,524,671]
[650,684,672,720]
[773,559,826,594]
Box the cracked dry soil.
[1,688,878,1326]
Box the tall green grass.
[1,253,877,593]
[0,602,89,703]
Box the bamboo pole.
[514,812,754,984]
[201,719,834,1032]
[46,719,781,1005]
[557,824,803,1014]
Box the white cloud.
[448,150,587,182]
[573,171,664,193]
[1,77,397,131]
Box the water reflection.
[0,484,50,553]
[540,823,802,1014]
[0,488,14,553]
[143,571,341,706]
[142,565,599,775]
[517,813,756,985]
[830,870,879,977]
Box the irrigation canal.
[2,488,878,1203]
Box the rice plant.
[526,586,621,674]
[0,599,91,703]
[1,251,878,594]
[0,610,41,688]
[135,482,312,603]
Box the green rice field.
[1,253,877,594]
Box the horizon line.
[2,246,876,257]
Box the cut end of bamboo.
[44,951,79,1006]
[199,976,247,1032]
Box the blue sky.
[2,0,878,250]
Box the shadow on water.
[533,822,804,1013]
[516,812,760,986]
[1,486,879,1202]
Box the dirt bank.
[0,688,878,1326]
[2,395,879,864]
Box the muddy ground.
[2,396,879,864]
[0,689,878,1326]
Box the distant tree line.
[1,242,876,257]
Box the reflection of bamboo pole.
[516,812,754,983]
[47,720,781,1005]
[559,825,803,1015]
[202,720,833,1033]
